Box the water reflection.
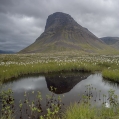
[1,72,119,118]
[2,73,119,104]
[102,78,119,88]
[2,76,46,92]
[45,72,90,94]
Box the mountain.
[19,12,116,53]
[0,50,15,54]
[100,37,119,49]
[45,72,90,94]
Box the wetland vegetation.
[1,82,119,119]
[0,53,119,83]
[1,53,119,119]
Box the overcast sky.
[0,0,119,52]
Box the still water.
[1,72,119,118]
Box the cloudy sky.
[0,0,119,52]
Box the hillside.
[100,37,119,49]
[19,12,117,54]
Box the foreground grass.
[1,87,119,119]
[1,104,119,119]
[63,102,119,119]
[0,53,119,83]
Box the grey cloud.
[0,0,119,52]
[0,39,7,42]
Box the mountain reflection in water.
[45,72,90,94]
[1,72,119,119]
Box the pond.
[1,72,119,119]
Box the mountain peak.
[45,12,77,31]
[19,12,114,53]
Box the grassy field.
[0,53,119,83]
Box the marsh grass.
[102,69,119,82]
[63,87,119,119]
[1,53,119,83]
[63,102,119,119]
[0,55,102,83]
[1,53,119,119]
[1,85,119,119]
[1,53,119,87]
[0,87,64,119]
[0,113,14,119]
[63,102,96,119]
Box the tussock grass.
[0,61,100,83]
[102,69,119,82]
[0,109,14,119]
[63,102,96,119]
[0,53,119,83]
[62,102,119,119]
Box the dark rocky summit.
[20,12,114,53]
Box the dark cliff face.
[36,12,84,41]
[19,12,114,53]
[36,12,102,44]
[45,12,77,31]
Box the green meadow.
[0,53,119,83]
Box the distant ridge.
[19,12,117,53]
[100,37,119,50]
[0,50,15,54]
